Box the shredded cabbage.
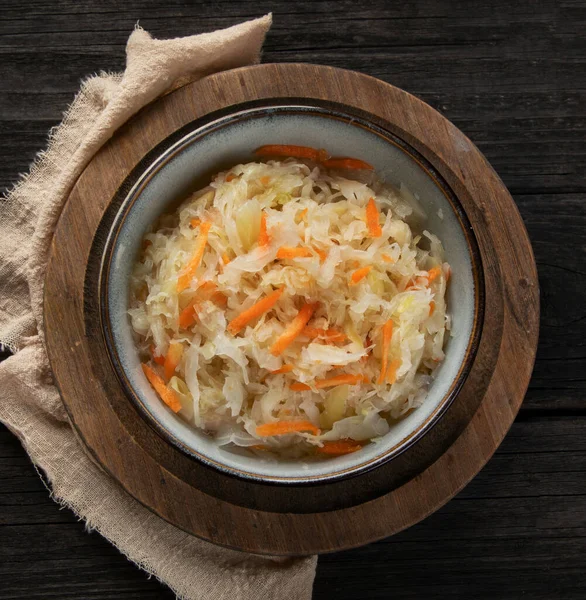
[129,157,451,458]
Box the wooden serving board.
[44,64,539,555]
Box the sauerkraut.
[129,149,451,458]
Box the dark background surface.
[1,0,585,598]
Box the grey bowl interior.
[102,103,480,483]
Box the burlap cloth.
[0,16,318,600]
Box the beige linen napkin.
[0,16,317,600]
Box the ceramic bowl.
[100,102,483,484]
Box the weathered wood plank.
[0,0,584,194]
[516,193,586,410]
[0,415,585,598]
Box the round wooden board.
[44,64,539,555]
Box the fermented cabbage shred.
[129,156,451,458]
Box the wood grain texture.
[43,62,538,554]
[1,0,584,596]
[2,416,585,599]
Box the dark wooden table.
[1,1,584,598]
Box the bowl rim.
[99,99,485,485]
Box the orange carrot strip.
[429,301,436,316]
[227,287,284,335]
[190,217,201,228]
[302,326,346,343]
[276,246,314,259]
[178,300,199,329]
[164,341,184,381]
[258,211,270,247]
[387,358,401,384]
[404,278,419,291]
[381,254,394,263]
[202,283,226,305]
[256,420,320,437]
[150,345,165,366]
[226,173,236,182]
[350,265,373,285]
[322,157,374,171]
[270,364,294,375]
[427,266,442,283]
[178,282,226,328]
[290,382,312,391]
[198,281,217,296]
[211,291,228,308]
[365,197,382,237]
[317,440,363,455]
[260,175,271,186]
[141,363,181,413]
[254,145,325,162]
[299,208,308,220]
[291,374,366,391]
[222,252,231,265]
[270,303,317,356]
[377,319,394,384]
[361,335,372,363]
[312,246,328,262]
[177,221,211,292]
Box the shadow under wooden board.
[44,64,539,555]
